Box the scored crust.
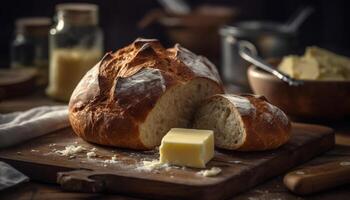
[194,94,291,151]
[228,94,291,151]
[68,38,223,150]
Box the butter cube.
[159,128,214,168]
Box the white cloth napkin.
[0,161,29,190]
[0,106,69,148]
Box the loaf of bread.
[68,38,223,150]
[193,94,291,151]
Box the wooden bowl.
[248,60,350,120]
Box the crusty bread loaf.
[68,38,223,150]
[193,94,291,151]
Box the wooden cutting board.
[0,123,334,200]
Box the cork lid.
[55,3,99,25]
[15,17,51,36]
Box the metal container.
[219,21,298,88]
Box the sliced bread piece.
[193,94,291,151]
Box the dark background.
[0,0,349,68]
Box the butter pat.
[159,128,214,168]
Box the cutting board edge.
[213,127,335,199]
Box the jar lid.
[56,3,98,12]
[55,3,99,25]
[15,17,51,36]
[219,21,294,38]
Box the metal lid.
[220,21,294,38]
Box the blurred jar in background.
[11,17,51,86]
[47,3,103,102]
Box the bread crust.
[216,94,291,151]
[68,38,223,150]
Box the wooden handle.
[57,170,106,193]
[283,161,350,195]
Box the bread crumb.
[31,149,39,152]
[230,160,242,164]
[103,160,117,164]
[86,151,97,159]
[91,148,97,152]
[49,143,56,147]
[103,159,118,164]
[340,161,350,166]
[103,155,119,164]
[197,167,222,177]
[55,145,85,156]
[165,166,172,172]
[295,171,305,175]
[136,160,169,172]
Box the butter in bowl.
[248,46,350,120]
[278,46,350,81]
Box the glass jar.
[47,3,103,101]
[11,17,51,85]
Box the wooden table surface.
[1,91,350,200]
